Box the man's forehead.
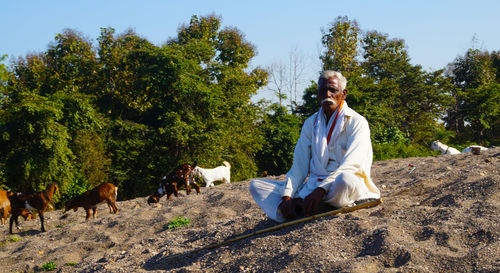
[319,77,340,86]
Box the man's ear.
[342,88,348,100]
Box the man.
[250,70,380,222]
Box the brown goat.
[0,189,13,225]
[9,183,59,234]
[147,162,200,204]
[0,189,34,225]
[64,182,119,220]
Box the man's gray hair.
[319,70,347,91]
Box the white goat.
[462,145,488,153]
[430,141,461,155]
[194,161,231,187]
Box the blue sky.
[2,1,499,101]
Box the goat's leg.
[85,208,91,220]
[173,184,178,197]
[193,183,201,194]
[0,209,5,225]
[92,207,97,219]
[9,214,20,234]
[106,199,118,214]
[39,212,45,232]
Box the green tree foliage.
[445,49,499,145]
[363,34,453,144]
[0,55,8,92]
[96,28,157,119]
[45,29,99,95]
[295,81,318,117]
[0,93,75,195]
[255,104,301,175]
[2,31,108,199]
[320,16,360,75]
[0,15,267,200]
[453,84,500,145]
[104,119,156,199]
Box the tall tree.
[445,48,497,135]
[96,27,157,120]
[320,16,360,76]
[44,29,99,96]
[266,47,308,110]
[359,31,452,143]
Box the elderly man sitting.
[250,70,380,222]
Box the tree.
[3,30,109,199]
[96,27,157,120]
[155,15,267,181]
[267,62,288,107]
[255,104,301,175]
[445,48,497,136]
[456,84,500,145]
[95,15,268,191]
[44,29,99,96]
[1,14,269,200]
[0,93,75,195]
[357,31,452,144]
[320,16,360,76]
[266,46,309,112]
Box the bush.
[165,216,191,229]
[41,261,57,271]
[373,142,437,161]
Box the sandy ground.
[0,148,499,272]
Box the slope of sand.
[0,148,499,272]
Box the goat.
[462,145,488,153]
[107,177,120,212]
[9,183,59,234]
[0,189,34,225]
[0,189,13,225]
[194,161,231,187]
[64,182,119,220]
[147,162,200,204]
[430,140,461,155]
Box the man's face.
[317,76,347,113]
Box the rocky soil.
[0,148,499,272]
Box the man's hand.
[303,187,326,216]
[279,196,299,219]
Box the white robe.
[250,103,380,222]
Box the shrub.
[41,261,57,271]
[166,216,191,229]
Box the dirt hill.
[0,148,499,272]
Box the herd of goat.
[0,161,232,234]
[0,142,487,235]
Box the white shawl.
[310,100,346,181]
